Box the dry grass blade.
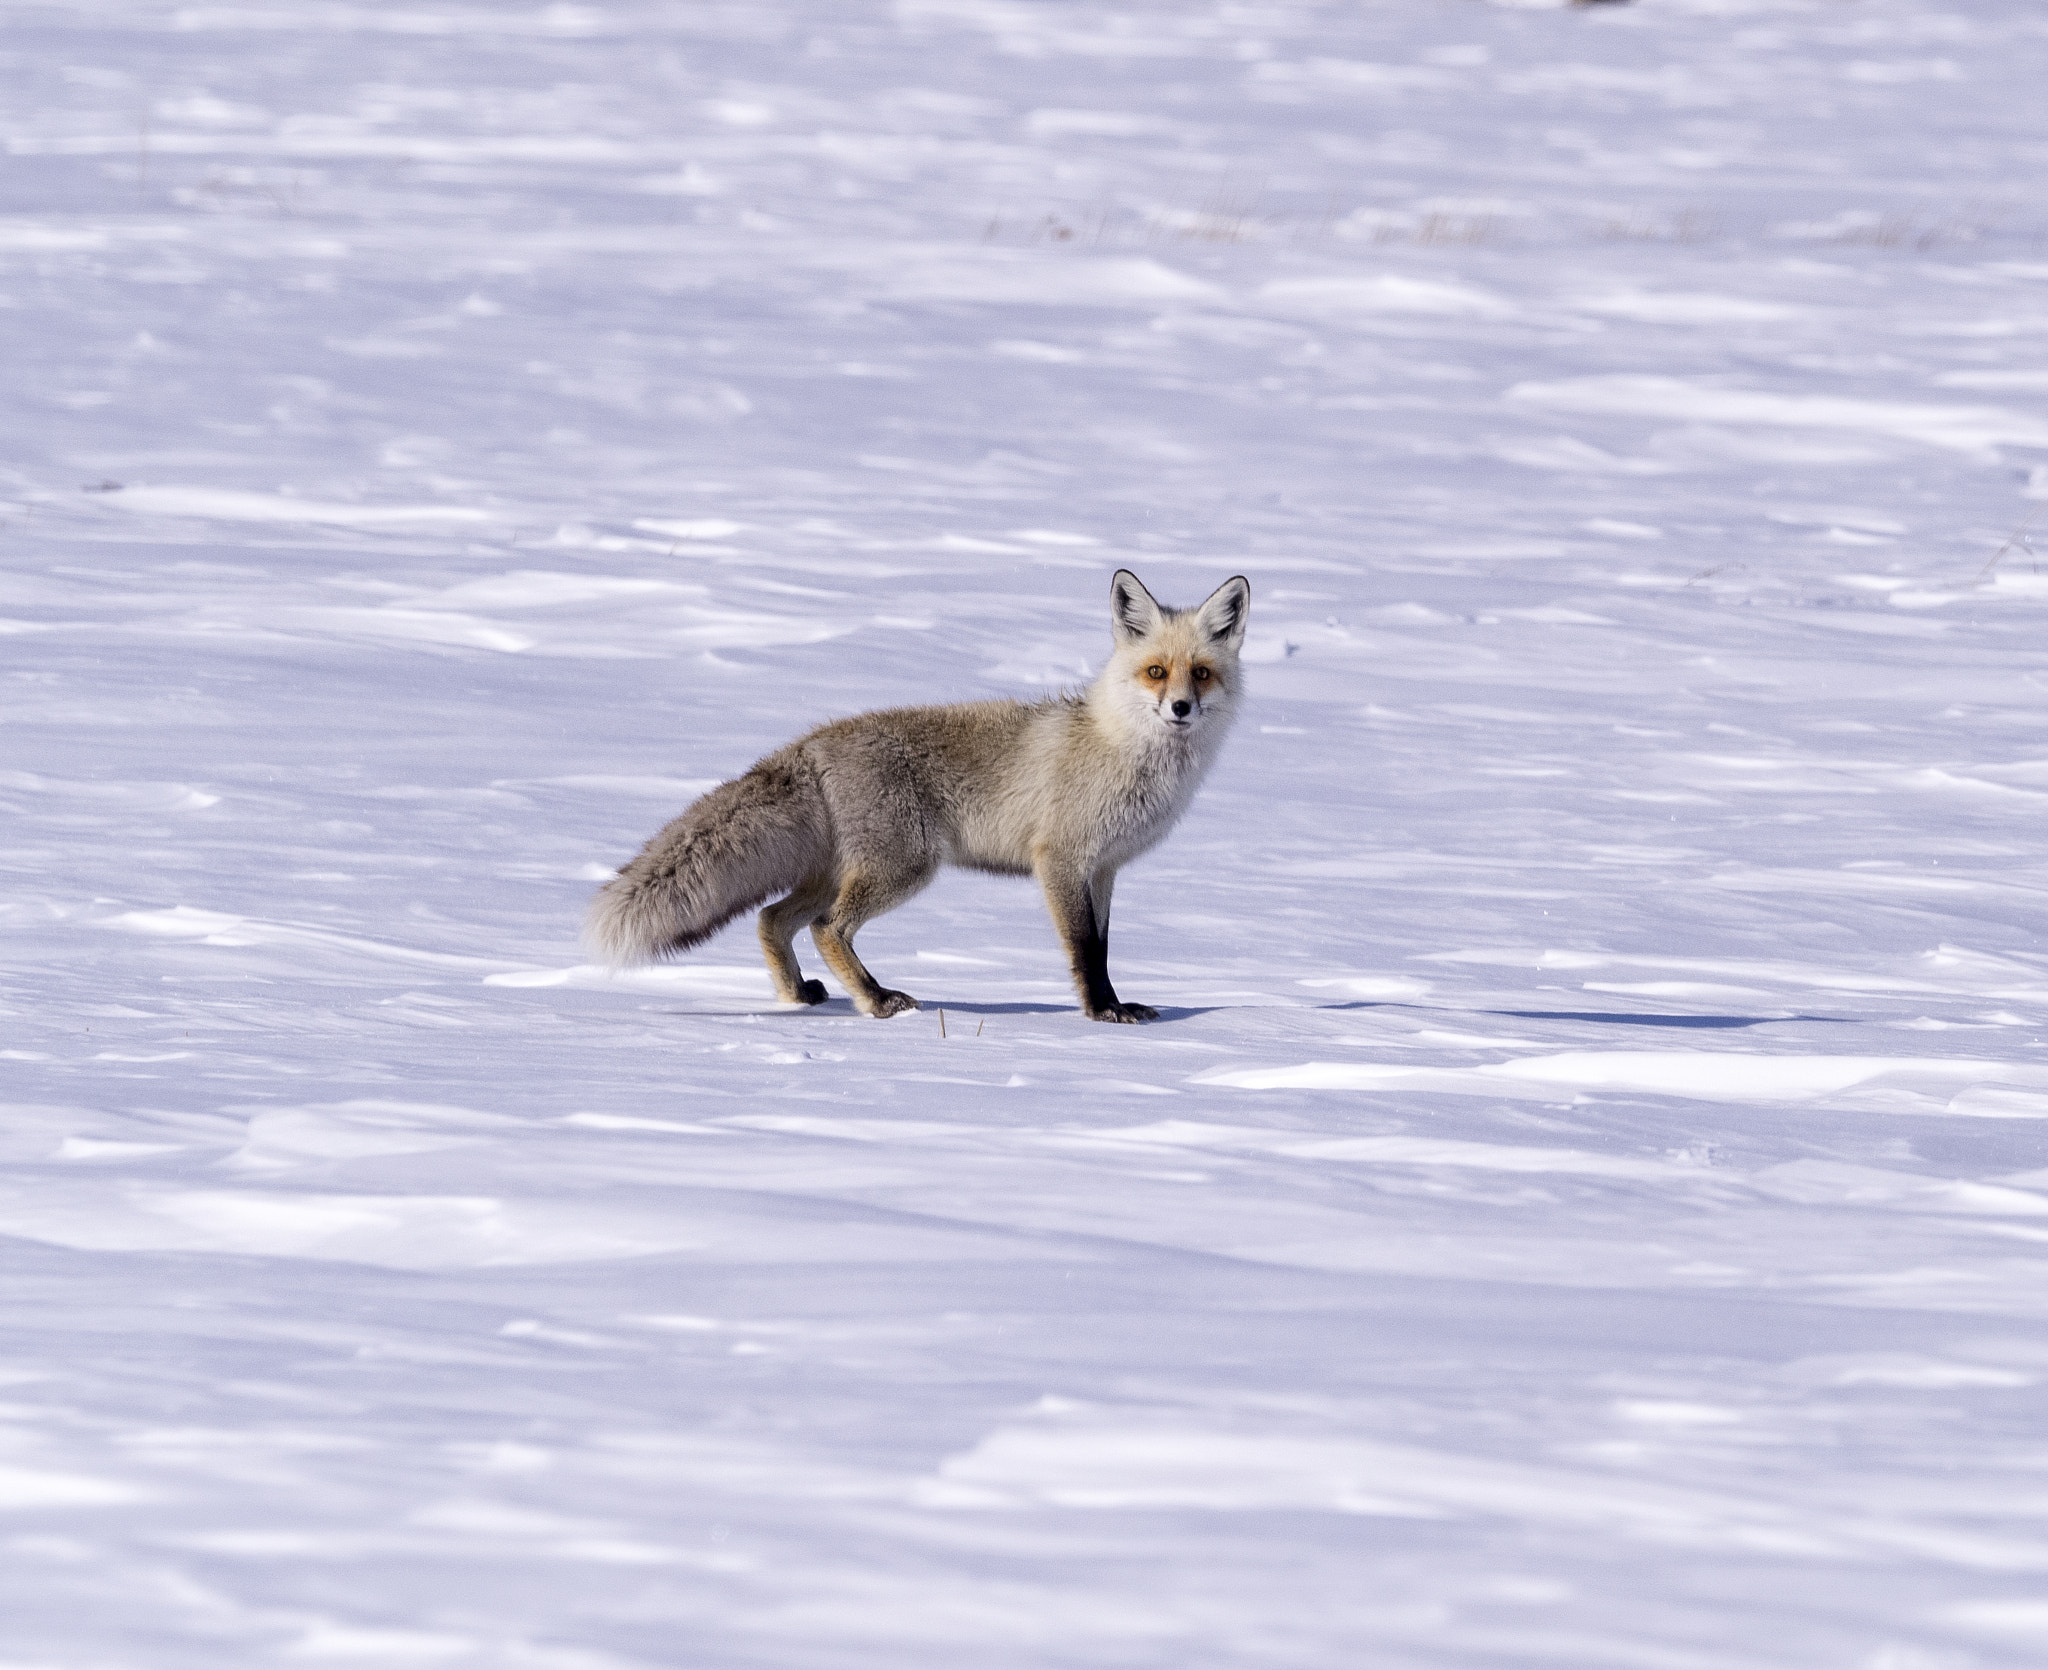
[1977,504,2046,584]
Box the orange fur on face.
[1134,657,1221,707]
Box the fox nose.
[1170,699,1192,718]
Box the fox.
[583,569,1250,1022]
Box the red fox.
[584,570,1249,1021]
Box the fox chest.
[947,732,1211,873]
[1079,749,1209,866]
[1099,779,1193,861]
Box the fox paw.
[1088,1001,1158,1024]
[794,979,828,1006]
[867,990,920,1019]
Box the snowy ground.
[5,0,2048,1664]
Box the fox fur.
[583,569,1249,1022]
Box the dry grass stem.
[1978,505,2045,583]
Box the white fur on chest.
[1085,718,1224,867]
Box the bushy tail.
[582,751,831,966]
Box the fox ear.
[1109,569,1164,644]
[1195,575,1251,650]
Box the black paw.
[1087,1001,1158,1024]
[796,979,828,1005]
[867,989,920,1019]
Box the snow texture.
[5,0,2048,1664]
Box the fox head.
[1101,569,1251,740]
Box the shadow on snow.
[1321,1002,1854,1031]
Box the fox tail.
[582,751,830,966]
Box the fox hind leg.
[759,873,835,1004]
[811,860,930,1018]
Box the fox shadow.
[734,997,1222,1024]
[930,999,1219,1021]
[1320,1002,1853,1031]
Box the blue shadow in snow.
[1320,1003,1851,1031]
[1484,1008,1836,1031]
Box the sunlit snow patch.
[881,254,1222,307]
[1298,976,1432,1000]
[1574,290,1801,324]
[484,963,778,998]
[0,771,218,811]
[0,1464,153,1508]
[495,774,721,797]
[226,1099,517,1171]
[1506,377,2048,458]
[1827,1359,2032,1389]
[1947,1085,2048,1119]
[284,607,534,653]
[422,572,698,609]
[0,225,115,251]
[1197,1053,2048,1109]
[1088,1120,1684,1180]
[1262,275,1514,319]
[917,1412,1842,1554]
[106,486,495,525]
[0,1185,705,1270]
[100,905,519,970]
[633,517,746,540]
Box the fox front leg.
[1038,856,1156,1024]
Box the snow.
[5,0,2048,1664]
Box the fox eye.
[1144,665,1166,680]
[1192,666,1211,682]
